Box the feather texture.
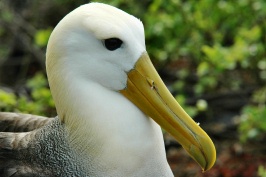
[0,112,87,177]
[0,112,52,132]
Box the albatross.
[0,3,216,176]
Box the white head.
[46,3,145,91]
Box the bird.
[0,3,216,177]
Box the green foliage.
[175,95,197,117]
[175,95,208,118]
[0,73,55,116]
[0,1,14,22]
[23,73,55,115]
[34,28,52,47]
[258,165,266,177]
[238,87,266,142]
[0,90,16,111]
[0,1,13,62]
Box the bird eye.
[104,38,123,51]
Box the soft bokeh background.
[0,0,265,176]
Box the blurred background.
[0,0,265,176]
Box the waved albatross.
[0,3,216,177]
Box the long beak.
[120,52,216,171]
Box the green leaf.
[34,28,52,47]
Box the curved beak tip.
[187,134,216,172]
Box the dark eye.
[104,38,123,51]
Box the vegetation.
[258,165,266,177]
[0,73,55,116]
[238,86,266,142]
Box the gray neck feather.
[20,117,87,176]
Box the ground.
[166,130,266,177]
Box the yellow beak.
[120,52,216,171]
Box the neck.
[49,73,173,176]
